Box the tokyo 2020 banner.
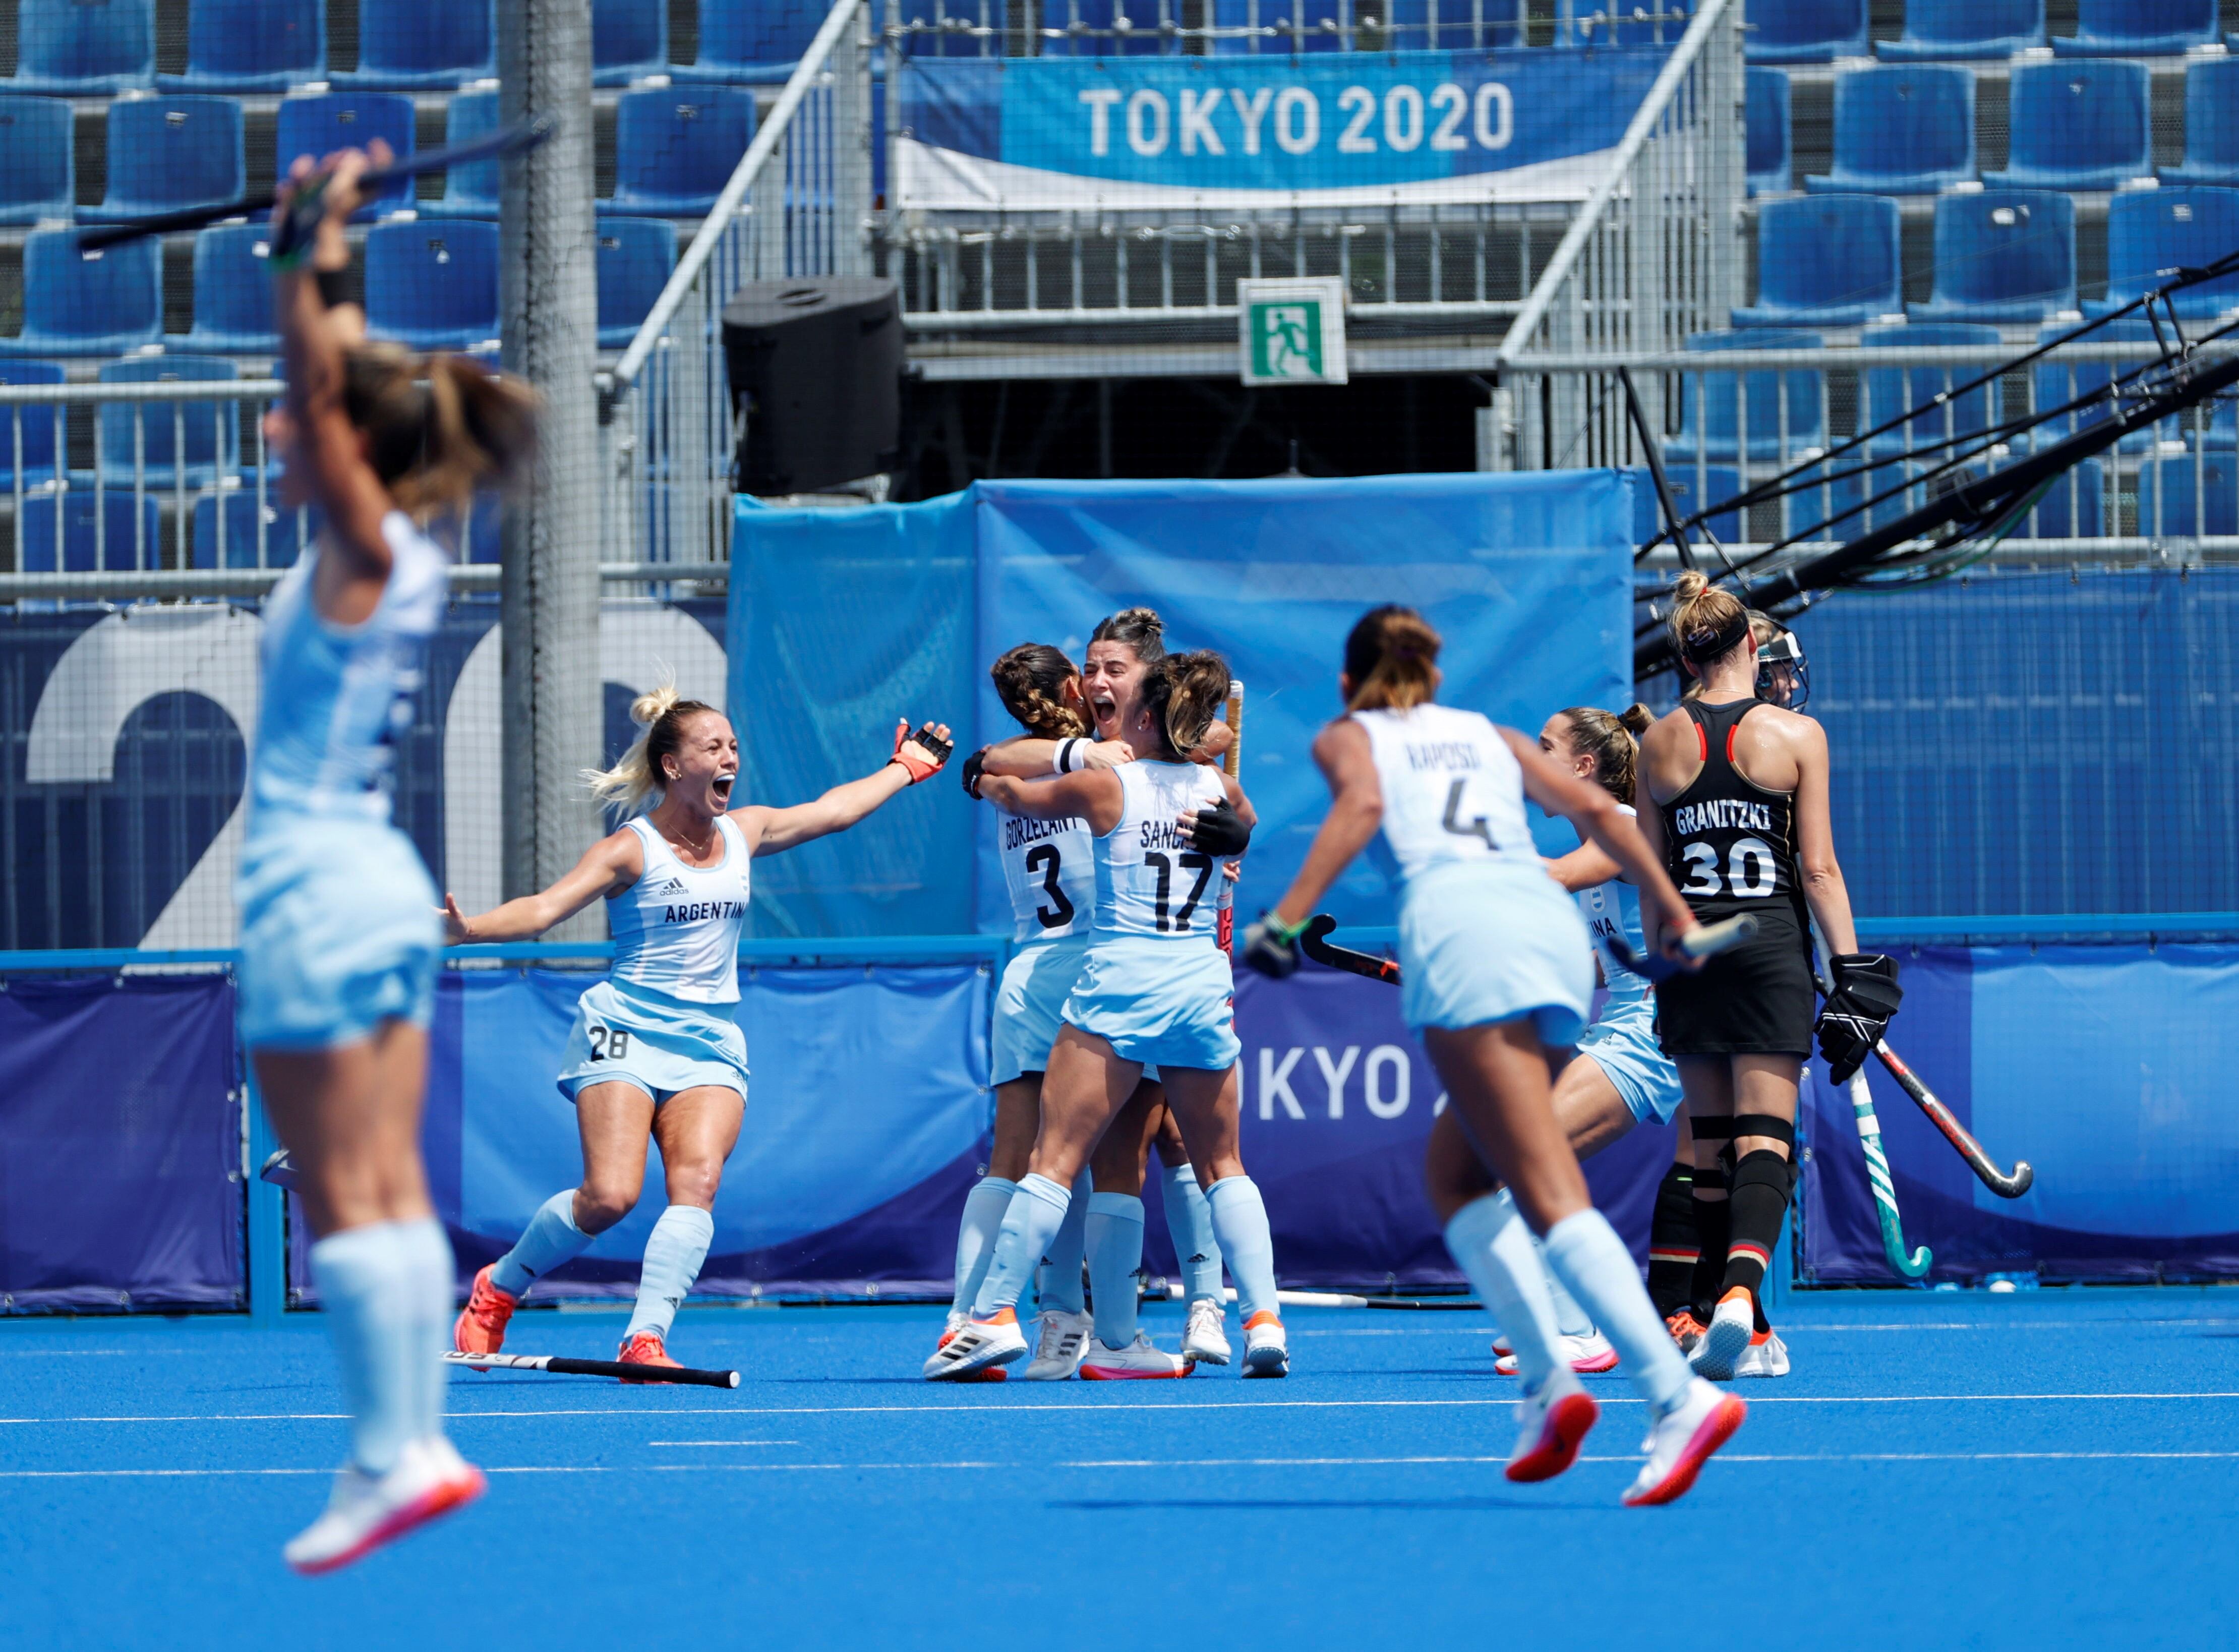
[893,47,1669,212]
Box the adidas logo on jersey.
[650,876,688,895]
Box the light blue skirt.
[1397,861,1595,1047]
[556,977,749,1105]
[992,933,1090,1086]
[236,816,441,1051]
[1577,997,1685,1125]
[1063,933,1240,1074]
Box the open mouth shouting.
[712,771,735,806]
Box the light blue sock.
[973,1172,1074,1319]
[1543,1208,1693,1413]
[1204,1175,1279,1325]
[624,1205,715,1343]
[1444,1190,1562,1389]
[1163,1164,1224,1306]
[394,1216,456,1442]
[1034,1167,1091,1316]
[1536,1236,1596,1337]
[1086,1192,1145,1348]
[952,1176,1018,1315]
[491,1189,593,1300]
[309,1221,422,1476]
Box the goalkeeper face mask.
[1757,633,1809,711]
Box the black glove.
[912,722,954,769]
[961,747,988,799]
[1241,912,1307,979]
[1185,797,1252,858]
[1816,952,1903,1085]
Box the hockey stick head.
[1298,914,1401,986]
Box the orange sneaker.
[933,1310,1009,1382]
[452,1264,516,1357]
[616,1330,685,1382]
[1665,1309,1706,1354]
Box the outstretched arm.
[443,830,641,943]
[1504,728,1697,955]
[736,720,952,858]
[979,734,1133,779]
[978,767,1124,834]
[1266,719,1380,929]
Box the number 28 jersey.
[1352,704,1543,895]
[1095,760,1228,942]
[998,778,1095,943]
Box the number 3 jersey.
[1659,698,1806,929]
[998,779,1095,943]
[1095,759,1229,942]
[1351,703,1544,895]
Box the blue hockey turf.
[7,1291,2237,1649]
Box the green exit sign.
[1238,278,1348,386]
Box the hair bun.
[630,684,682,727]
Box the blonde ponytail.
[582,684,718,815]
[1668,570,1752,668]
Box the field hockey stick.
[444,1349,740,1390]
[1298,914,1401,984]
[1809,936,1931,1279]
[1159,1283,1480,1310]
[75,115,558,251]
[1872,1038,2034,1199]
[1605,912,1759,984]
[1223,681,1243,778]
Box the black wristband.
[1056,738,1081,774]
[313,267,349,310]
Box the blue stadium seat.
[334,0,495,89]
[18,491,163,574]
[0,231,163,357]
[94,356,239,488]
[597,218,677,349]
[10,0,155,94]
[2136,452,2238,536]
[596,0,670,84]
[605,85,757,216]
[1731,196,1902,327]
[1636,463,1744,548]
[2032,318,2163,451]
[0,363,67,486]
[1745,0,1868,64]
[192,493,306,569]
[1984,61,2151,194]
[1747,68,1791,197]
[275,93,416,216]
[2163,60,2239,187]
[365,221,500,350]
[1910,189,2077,323]
[83,96,244,224]
[423,90,500,218]
[1857,322,2002,459]
[1877,0,2044,60]
[1806,66,1974,197]
[170,223,278,353]
[2054,0,2216,56]
[2093,187,2239,318]
[1666,329,1827,463]
[0,97,74,226]
[693,0,826,78]
[161,0,325,92]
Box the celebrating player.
[1243,605,1744,1505]
[1639,573,1898,1382]
[930,649,1281,1381]
[239,146,538,1571]
[449,690,952,1374]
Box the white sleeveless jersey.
[608,814,752,1004]
[249,513,446,825]
[1354,703,1542,892]
[1093,759,1228,942]
[1575,806,1653,1011]
[997,782,1095,943]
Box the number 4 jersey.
[1659,698,1806,927]
[998,782,1095,943]
[1095,759,1230,942]
[1351,703,1544,893]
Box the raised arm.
[1790,717,1857,956]
[1504,728,1697,955]
[735,720,952,858]
[442,829,642,943]
[1267,719,1379,929]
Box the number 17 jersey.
[1095,760,1228,942]
[1352,703,1543,895]
[998,779,1095,943]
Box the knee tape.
[1719,1112,1795,1173]
[1731,1148,1794,1204]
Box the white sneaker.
[1182,1298,1232,1365]
[1504,1373,1599,1483]
[941,1307,969,1339]
[923,1308,1029,1380]
[283,1437,486,1574]
[1735,1328,1790,1379]
[1241,1313,1288,1378]
[1688,1287,1754,1382]
[1495,1329,1620,1377]
[1624,1377,1746,1507]
[1078,1330,1193,1380]
[1021,1308,1094,1380]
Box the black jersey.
[1660,699,1805,926]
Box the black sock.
[1646,1163,1697,1318]
[1689,1191,1730,1323]
[1723,1149,1793,1313]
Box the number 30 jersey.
[998,778,1095,943]
[1659,698,1804,924]
[1352,703,1543,895]
[1095,759,1228,942]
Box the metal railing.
[885,0,1692,57]
[600,0,874,566]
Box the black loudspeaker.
[720,277,903,496]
